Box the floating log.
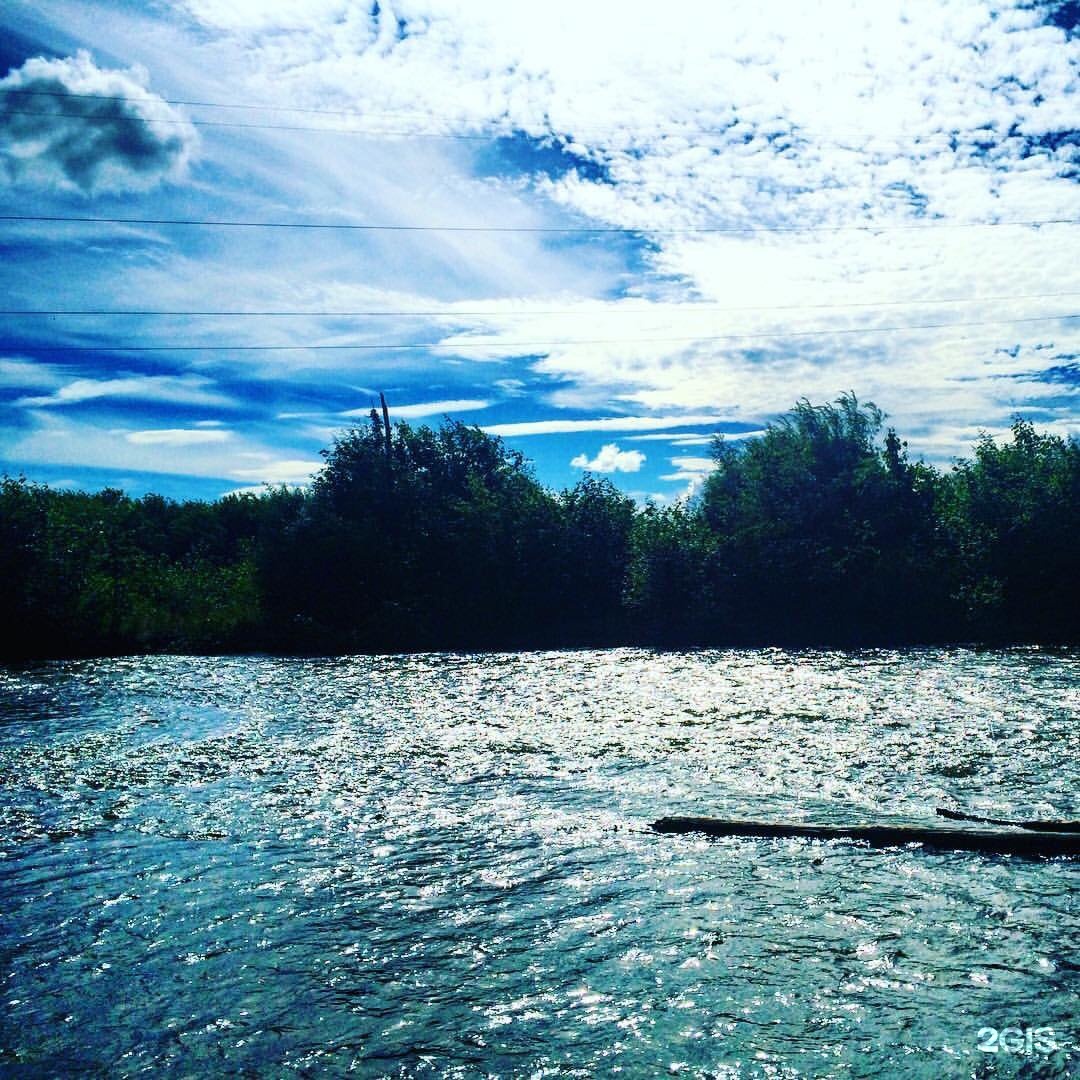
[650,816,1080,857]
[936,807,1080,833]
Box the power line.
[0,86,457,119]
[3,290,1079,318]
[2,213,1075,235]
[0,106,501,141]
[0,104,1052,147]
[0,87,1047,144]
[8,313,1076,352]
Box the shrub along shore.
[2,394,1077,659]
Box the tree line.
[1,393,1077,659]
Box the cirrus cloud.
[0,0,1077,502]
[229,458,323,484]
[125,428,232,446]
[15,374,231,409]
[342,397,491,419]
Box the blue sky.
[0,0,1077,502]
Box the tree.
[626,502,718,643]
[260,414,562,650]
[698,393,949,643]
[944,419,1080,640]
[554,476,637,639]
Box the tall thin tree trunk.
[380,393,392,456]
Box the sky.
[0,0,1077,503]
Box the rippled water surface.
[1,648,1077,1077]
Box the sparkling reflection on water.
[0,648,1077,1077]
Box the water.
[0,648,1076,1078]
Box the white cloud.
[181,0,349,33]
[0,410,305,482]
[185,1,1077,238]
[342,397,491,419]
[229,459,323,484]
[625,432,719,445]
[659,452,719,499]
[661,464,715,483]
[0,357,65,390]
[16,375,232,409]
[668,456,714,474]
[219,483,296,498]
[125,428,232,446]
[485,413,728,436]
[2,0,1077,494]
[570,443,645,473]
[0,51,198,193]
[188,0,1075,456]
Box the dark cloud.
[0,51,197,193]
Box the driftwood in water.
[650,816,1080,857]
[936,807,1080,833]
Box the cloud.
[0,51,197,193]
[172,0,1077,458]
[659,453,718,500]
[485,413,727,436]
[229,459,323,484]
[342,397,491,420]
[125,428,232,446]
[667,456,714,474]
[0,410,304,483]
[656,455,717,481]
[0,357,65,390]
[2,1,1078,501]
[625,432,718,444]
[181,0,350,33]
[570,443,645,473]
[178,0,1078,240]
[16,375,231,409]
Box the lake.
[0,648,1076,1077]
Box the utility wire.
[0,87,1046,143]
[0,103,1052,146]
[0,106,502,140]
[2,213,1075,235]
[3,290,1079,318]
[8,313,1076,352]
[0,86,471,118]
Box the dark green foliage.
[1,396,1077,659]
[942,419,1080,641]
[0,479,262,658]
[626,503,718,643]
[260,413,573,650]
[555,476,637,639]
[699,394,962,643]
